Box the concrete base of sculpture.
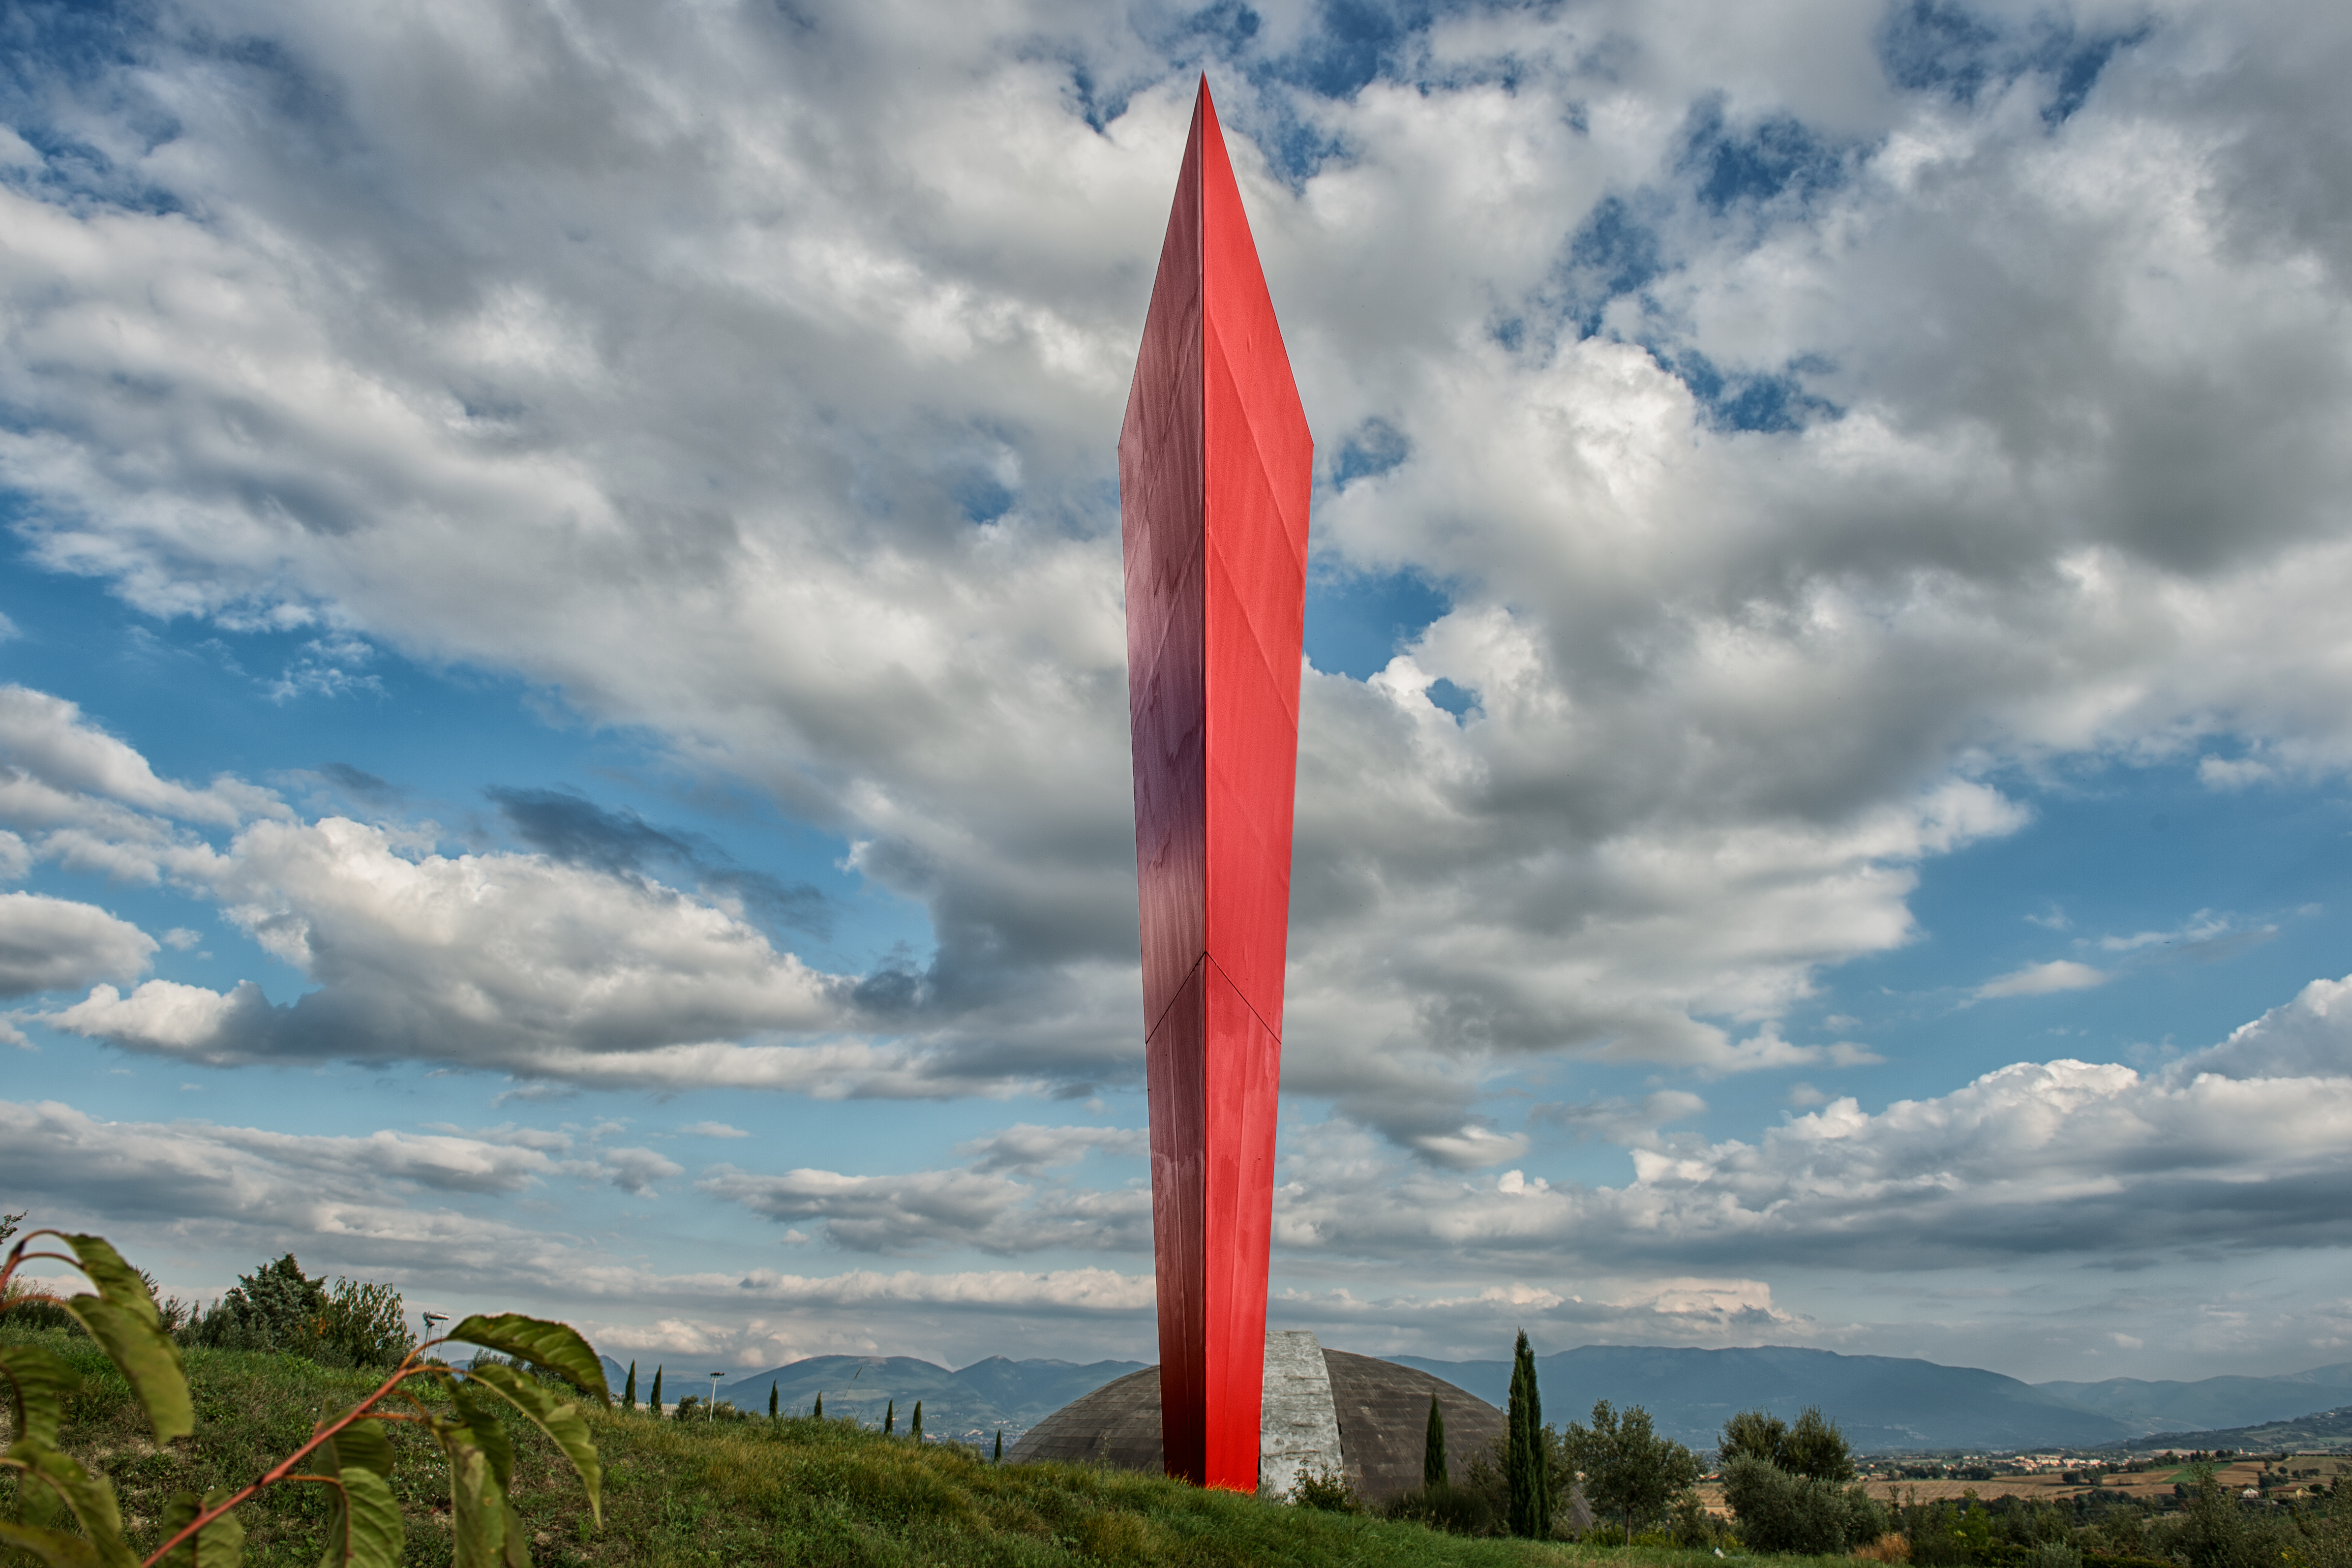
[1003,1331,1505,1504]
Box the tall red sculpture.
[1120,78,1312,1493]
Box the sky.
[3,0,2352,1389]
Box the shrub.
[1381,1482,1496,1537]
[183,1255,417,1369]
[1721,1451,1889,1555]
[1288,1462,1361,1514]
[1856,1532,1915,1563]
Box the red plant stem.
[138,1354,450,1568]
[0,1236,85,1298]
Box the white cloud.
[1405,1123,1535,1170]
[44,816,844,1078]
[0,685,270,832]
[699,1162,1151,1257]
[0,892,156,997]
[0,0,2348,1185]
[955,1122,1147,1174]
[599,1147,685,1197]
[674,1121,750,1140]
[1537,1090,1711,1150]
[1977,960,2111,998]
[2200,755,2276,790]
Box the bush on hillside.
[1380,1481,1497,1536]
[186,1252,418,1367]
[1721,1449,1889,1554]
[1286,1462,1360,1513]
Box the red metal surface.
[1119,78,1312,1493]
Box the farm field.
[1693,1455,2352,1516]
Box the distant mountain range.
[583,1344,2352,1453]
[1393,1347,2352,1453]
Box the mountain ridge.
[586,1343,2352,1454]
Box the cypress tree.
[884,1398,895,1435]
[650,1365,663,1417]
[769,1382,779,1420]
[911,1400,924,1441]
[814,1391,823,1419]
[994,1428,1003,1463]
[1507,1330,1550,1538]
[624,1360,637,1412]
[1424,1392,1448,1490]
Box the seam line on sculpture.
[1201,316,1307,557]
[1203,951,1283,1046]
[1144,951,1209,1047]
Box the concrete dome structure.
[1006,1332,1506,1504]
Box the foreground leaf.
[56,1237,158,1330]
[305,1420,403,1568]
[0,1341,79,1447]
[323,1417,397,1478]
[500,1499,530,1568]
[307,1468,400,1568]
[444,1316,607,1403]
[5,1437,135,1568]
[438,1434,506,1568]
[448,1384,515,1490]
[156,1490,247,1568]
[61,1294,192,1446]
[465,1363,602,1524]
[0,1520,103,1568]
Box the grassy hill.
[4,1325,1796,1568]
[2117,1406,2352,1454]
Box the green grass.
[0,1327,1831,1568]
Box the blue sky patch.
[1304,564,1451,680]
[1877,0,2151,125]
[1677,96,1853,215]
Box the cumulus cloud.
[1258,983,2352,1277]
[956,1122,1148,1174]
[1976,959,2111,998]
[0,0,2350,1172]
[43,815,844,1078]
[0,892,156,997]
[700,1161,1150,1257]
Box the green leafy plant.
[1424,1393,1448,1490]
[2,1223,607,1568]
[910,1400,922,1442]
